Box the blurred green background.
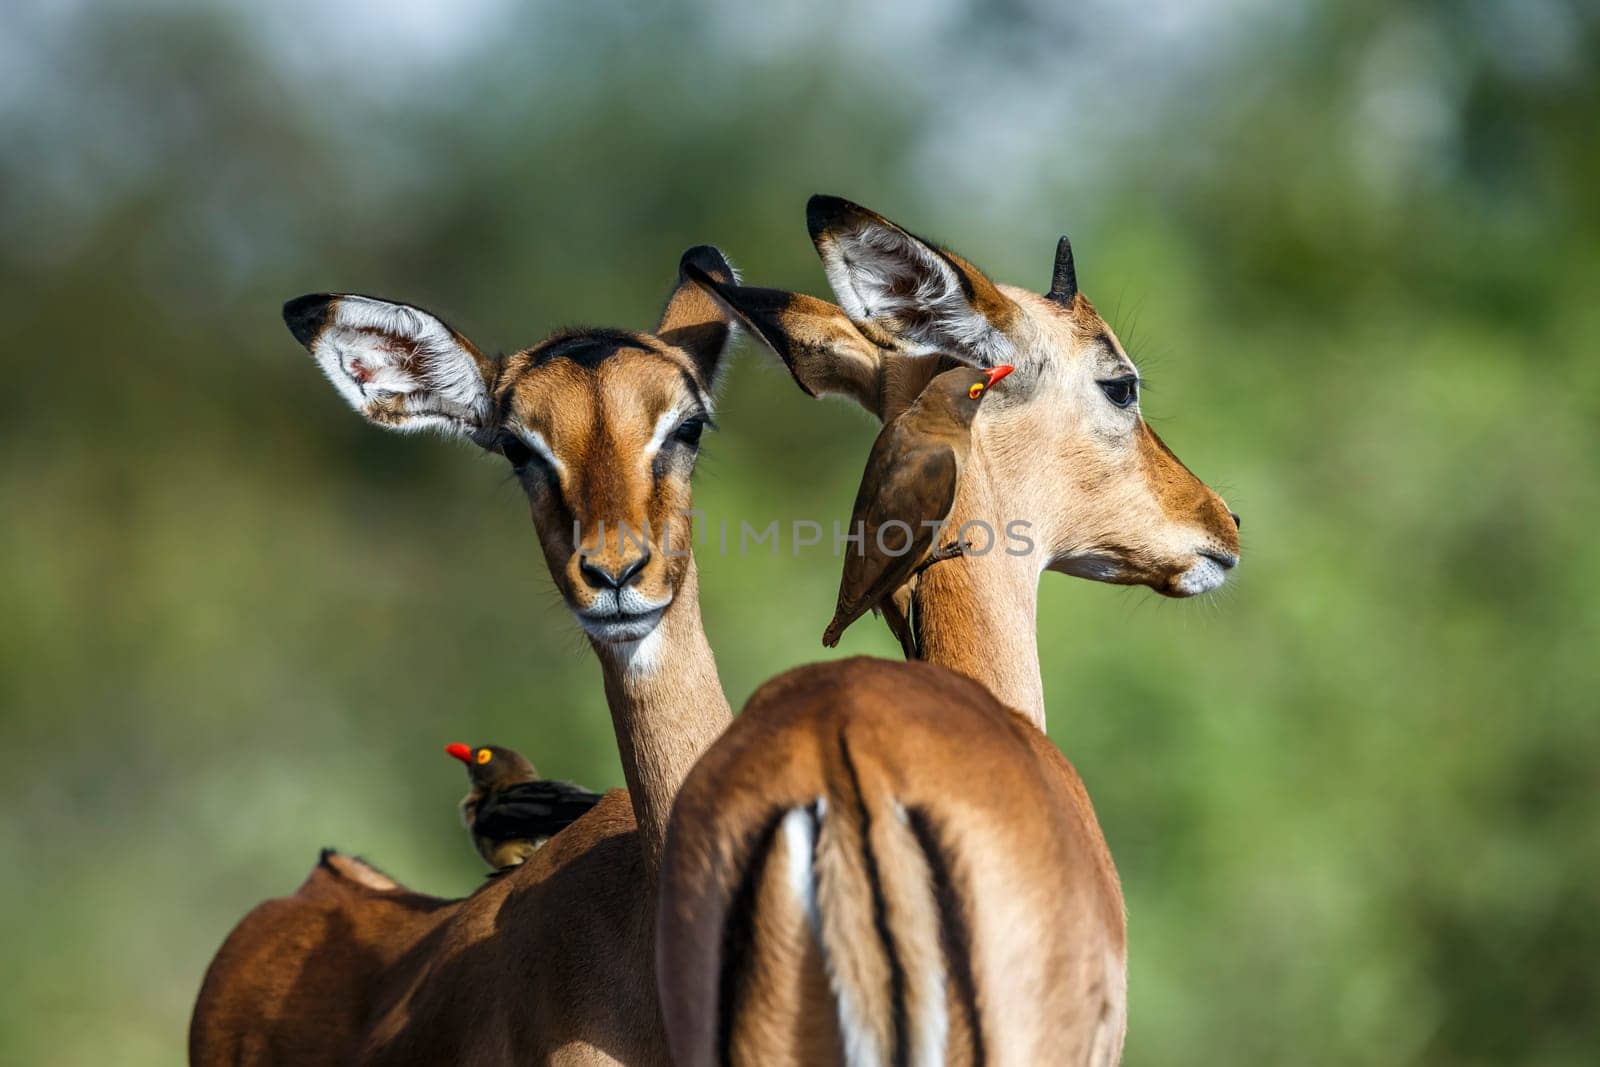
[3,1,1597,1063]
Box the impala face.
[987,286,1240,596]
[284,247,734,647]
[496,333,713,642]
[692,196,1240,598]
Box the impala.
[683,196,1241,727]
[655,196,1241,1065]
[193,248,741,1064]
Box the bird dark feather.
[471,781,604,842]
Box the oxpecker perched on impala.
[822,362,1014,649]
[444,742,603,872]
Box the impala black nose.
[1229,512,1241,529]
[579,553,650,590]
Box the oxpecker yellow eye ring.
[477,749,492,764]
[968,383,984,399]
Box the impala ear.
[658,246,739,391]
[683,265,884,414]
[805,195,1020,368]
[283,293,497,444]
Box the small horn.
[1046,236,1077,305]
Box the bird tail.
[822,617,845,647]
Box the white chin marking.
[603,623,666,676]
[1172,557,1227,596]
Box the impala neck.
[913,445,1049,730]
[592,557,730,881]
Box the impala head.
[690,196,1240,597]
[284,247,736,645]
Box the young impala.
[655,196,1241,1065]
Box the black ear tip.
[679,245,733,286]
[283,294,334,346]
[679,259,729,297]
[680,261,714,290]
[806,194,862,237]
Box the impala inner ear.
[804,194,1018,368]
[1046,236,1077,306]
[658,246,739,390]
[283,293,497,442]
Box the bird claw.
[913,539,972,579]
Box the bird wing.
[833,436,959,632]
[472,781,604,842]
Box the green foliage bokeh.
[2,2,1596,1063]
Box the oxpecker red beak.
[985,364,1015,389]
[445,743,473,764]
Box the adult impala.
[193,249,741,1064]
[682,196,1241,728]
[656,197,1241,1065]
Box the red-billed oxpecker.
[824,363,1015,649]
[444,743,603,872]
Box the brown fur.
[658,657,1125,1067]
[191,796,675,1065]
[189,852,456,1065]
[723,812,843,1065]
[652,196,1246,1063]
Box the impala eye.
[1097,376,1138,409]
[673,417,707,449]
